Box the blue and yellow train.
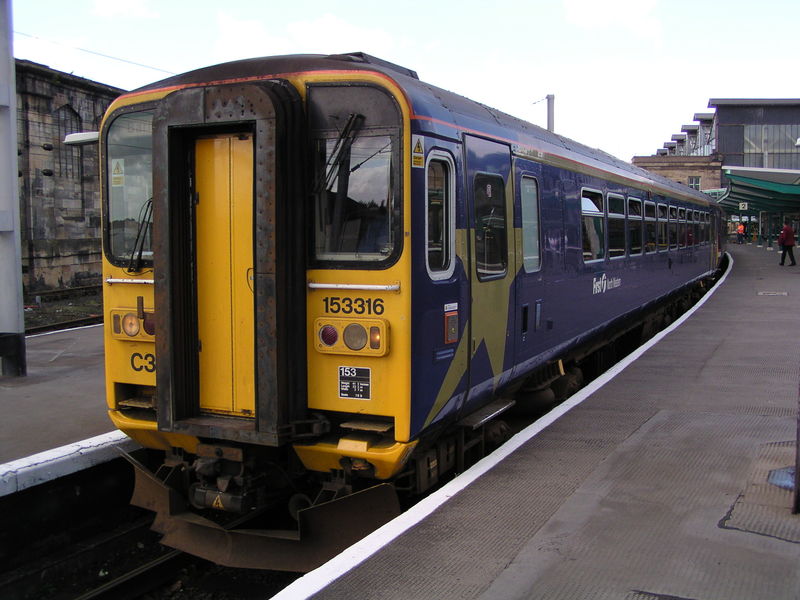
[99,52,725,571]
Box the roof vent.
[328,52,419,79]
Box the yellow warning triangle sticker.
[113,162,123,175]
[212,494,225,510]
[413,139,423,154]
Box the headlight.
[121,313,140,337]
[343,323,367,351]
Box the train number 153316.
[323,296,384,315]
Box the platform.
[0,325,135,495]
[280,244,800,600]
[0,324,110,463]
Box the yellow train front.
[102,54,432,571]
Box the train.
[97,52,726,571]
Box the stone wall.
[16,60,123,292]
[631,154,724,193]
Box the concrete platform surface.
[0,325,110,464]
[301,244,800,600]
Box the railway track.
[26,315,104,335]
[23,284,102,305]
[23,284,103,334]
[73,548,188,600]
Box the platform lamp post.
[0,0,25,376]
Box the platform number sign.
[339,366,371,399]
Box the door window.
[474,174,507,280]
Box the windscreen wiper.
[127,198,153,273]
[316,113,364,193]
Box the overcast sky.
[11,0,800,162]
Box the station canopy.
[718,166,800,213]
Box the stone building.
[630,153,723,194]
[16,59,123,292]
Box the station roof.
[709,98,800,107]
[718,166,800,213]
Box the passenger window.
[693,211,700,245]
[474,174,507,280]
[628,198,643,255]
[678,208,687,248]
[657,203,668,251]
[581,189,605,262]
[426,157,454,277]
[521,176,541,273]
[645,201,657,253]
[669,206,678,249]
[608,194,625,258]
[701,212,709,243]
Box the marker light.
[121,313,140,337]
[343,323,367,351]
[143,312,156,335]
[319,324,338,346]
[370,326,381,349]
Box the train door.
[463,135,516,413]
[194,134,255,416]
[511,159,547,376]
[153,82,306,447]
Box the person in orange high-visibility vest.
[736,222,745,244]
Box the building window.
[55,105,81,179]
[744,124,800,169]
[688,176,700,190]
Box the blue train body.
[401,65,722,438]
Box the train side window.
[702,212,709,243]
[520,176,541,273]
[628,197,643,255]
[426,154,455,279]
[678,208,692,248]
[474,174,507,280]
[657,203,668,251]
[644,201,657,253]
[693,210,701,245]
[608,194,625,258]
[581,189,605,262]
[669,206,678,249]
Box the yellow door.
[195,135,255,416]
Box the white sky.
[11,0,800,162]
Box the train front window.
[106,110,154,268]
[313,134,394,263]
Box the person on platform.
[736,222,745,244]
[778,220,796,266]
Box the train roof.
[134,53,713,207]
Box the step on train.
[94,52,725,571]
